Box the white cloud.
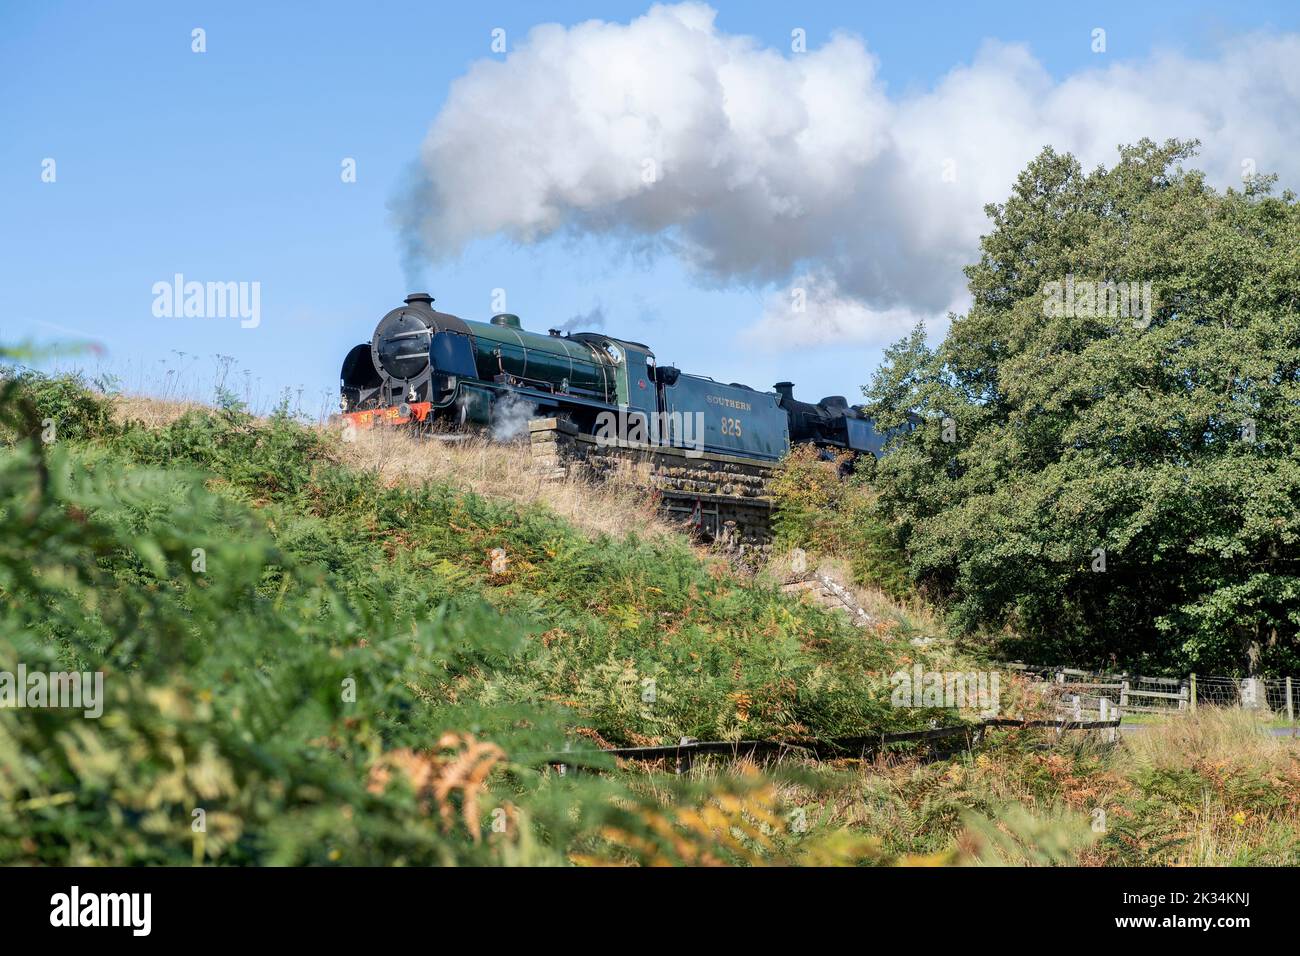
[747,272,959,349]
[392,4,1300,347]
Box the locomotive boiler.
[340,292,898,460]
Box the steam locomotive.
[339,292,899,460]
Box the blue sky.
[3,1,1298,414]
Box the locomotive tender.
[340,292,894,461]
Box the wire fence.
[1007,664,1299,721]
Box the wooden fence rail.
[540,717,1121,774]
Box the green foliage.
[8,368,1292,866]
[1,370,930,865]
[0,367,117,447]
[771,444,911,599]
[0,426,553,862]
[864,139,1300,673]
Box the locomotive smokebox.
[374,304,434,381]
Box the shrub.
[771,444,911,599]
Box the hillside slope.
[1,372,954,865]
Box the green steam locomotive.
[340,292,895,460]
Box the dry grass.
[1125,707,1300,773]
[108,392,686,541]
[1118,709,1300,865]
[111,393,205,429]
[329,420,686,543]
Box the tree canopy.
[864,139,1300,674]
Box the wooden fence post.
[1120,679,1130,710]
[1286,677,1294,723]
[1189,673,1196,713]
[1100,698,1116,743]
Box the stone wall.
[528,417,777,545]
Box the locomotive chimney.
[404,292,434,308]
[774,381,795,401]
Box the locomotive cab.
[339,343,382,411]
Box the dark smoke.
[388,161,436,292]
[558,306,605,333]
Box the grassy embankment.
[2,370,1296,865]
[1,371,960,865]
